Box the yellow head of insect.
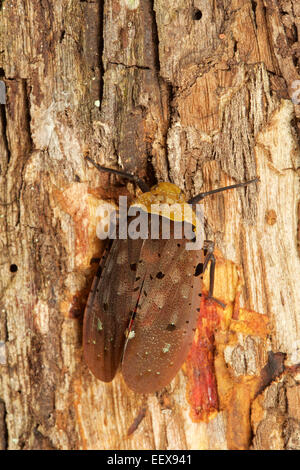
[130,182,197,227]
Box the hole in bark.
[59,30,65,43]
[193,9,202,20]
[10,264,18,273]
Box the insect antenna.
[188,177,259,204]
[192,178,259,307]
[85,156,150,193]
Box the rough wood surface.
[0,0,299,450]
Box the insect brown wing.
[83,237,143,382]
[122,220,203,393]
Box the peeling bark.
[0,0,299,450]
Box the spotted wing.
[83,238,143,382]
[122,223,204,393]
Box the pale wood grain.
[0,0,299,450]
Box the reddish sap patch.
[185,295,221,422]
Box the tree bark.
[0,0,300,450]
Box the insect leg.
[202,240,226,308]
[202,240,215,297]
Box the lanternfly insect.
[83,156,258,393]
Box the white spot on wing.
[117,281,128,295]
[171,269,181,284]
[116,250,127,265]
[153,292,165,309]
[180,284,190,299]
